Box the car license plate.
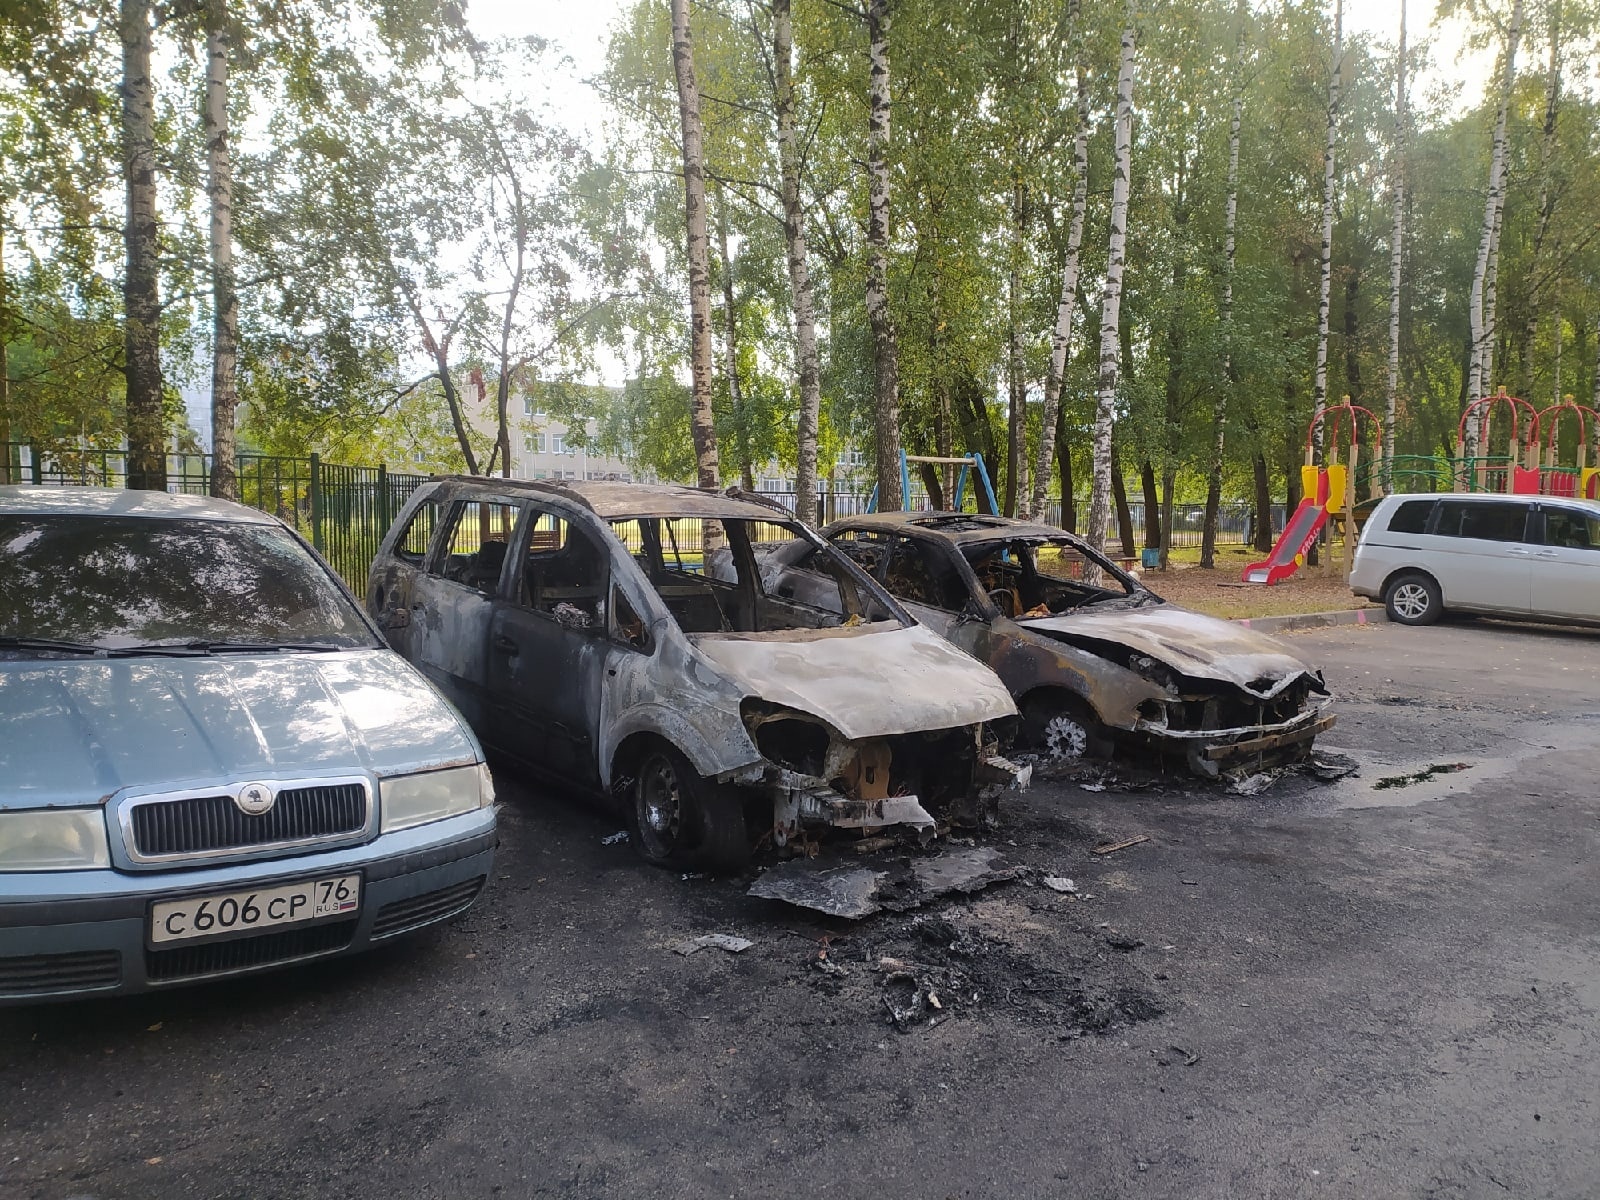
[149,874,361,944]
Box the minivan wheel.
[629,744,750,873]
[1384,572,1442,626]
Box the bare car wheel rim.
[1042,714,1089,761]
[1393,583,1430,619]
[639,757,684,852]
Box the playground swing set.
[1242,389,1600,586]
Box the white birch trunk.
[1467,0,1523,455]
[773,0,823,526]
[716,190,753,491]
[1202,1,1246,567]
[121,0,166,490]
[1384,0,1406,490]
[1312,0,1343,458]
[1202,93,1241,566]
[204,1,238,500]
[670,0,720,490]
[1085,13,1136,563]
[1027,42,1089,522]
[865,0,901,510]
[1519,6,1561,397]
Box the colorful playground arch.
[1242,391,1600,586]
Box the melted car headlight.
[0,809,111,871]
[380,764,494,833]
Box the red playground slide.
[1242,496,1329,585]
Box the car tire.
[629,743,750,873]
[1384,571,1442,626]
[1021,693,1114,763]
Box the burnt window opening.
[394,499,441,563]
[884,537,969,611]
[436,501,520,593]
[518,509,607,630]
[611,518,896,636]
[963,538,1131,618]
[610,584,649,650]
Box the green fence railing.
[3,442,429,590]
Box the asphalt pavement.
[2,619,1597,1199]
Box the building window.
[551,435,565,455]
[844,449,866,468]
[523,433,548,454]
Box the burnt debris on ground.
[747,845,1026,918]
[794,910,1165,1036]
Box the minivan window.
[0,516,377,649]
[1543,508,1600,550]
[1433,500,1528,543]
[1386,499,1436,535]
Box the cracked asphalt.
[2,619,1597,1199]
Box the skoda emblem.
[235,782,276,816]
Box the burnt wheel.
[1384,571,1442,626]
[1021,693,1114,763]
[629,744,750,873]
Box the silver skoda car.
[0,486,496,1003]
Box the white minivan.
[1351,492,1600,626]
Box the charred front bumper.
[1132,695,1335,774]
[732,703,1030,844]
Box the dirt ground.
[2,620,1598,1199]
[1139,545,1371,618]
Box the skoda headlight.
[380,764,494,833]
[0,809,111,871]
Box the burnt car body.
[754,513,1333,775]
[367,480,1024,870]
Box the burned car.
[367,480,1023,870]
[755,513,1333,776]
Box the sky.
[472,0,1493,132]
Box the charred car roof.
[828,511,1074,545]
[423,476,793,523]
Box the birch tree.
[1201,0,1246,567]
[1085,11,1136,561]
[670,0,721,490]
[715,187,754,490]
[1384,0,1406,490]
[1516,0,1562,398]
[1311,0,1342,458]
[204,0,239,499]
[865,0,901,510]
[1466,0,1522,453]
[1027,0,1089,523]
[772,0,823,524]
[121,0,166,490]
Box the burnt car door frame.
[486,496,616,789]
[400,487,525,731]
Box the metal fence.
[7,437,1271,587]
[4,443,428,589]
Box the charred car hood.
[691,622,1017,740]
[1022,604,1319,695]
[0,650,481,810]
